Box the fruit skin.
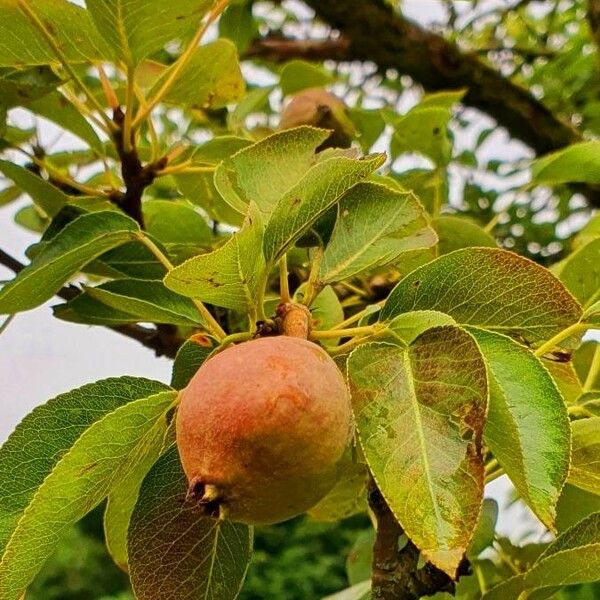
[279,88,355,149]
[176,335,353,525]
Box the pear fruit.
[176,335,353,525]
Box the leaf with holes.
[347,327,487,575]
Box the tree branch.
[0,248,182,358]
[367,479,468,599]
[588,0,600,60]
[246,36,350,62]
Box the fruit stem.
[220,332,253,348]
[277,302,312,338]
[583,342,600,393]
[279,254,291,303]
[137,234,227,340]
[533,322,590,358]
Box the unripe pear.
[279,88,355,149]
[176,335,353,525]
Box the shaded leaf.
[128,446,252,600]
[346,529,375,586]
[170,336,216,389]
[569,418,600,495]
[484,512,600,598]
[467,328,570,530]
[467,498,498,558]
[554,237,600,309]
[219,1,257,54]
[432,215,497,255]
[388,310,456,345]
[347,327,488,575]
[0,159,67,217]
[381,248,582,349]
[0,211,139,314]
[318,182,437,283]
[143,200,212,246]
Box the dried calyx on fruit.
[176,334,353,525]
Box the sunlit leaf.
[279,60,335,96]
[381,248,582,348]
[531,141,600,186]
[554,237,600,309]
[317,182,437,284]
[0,385,176,598]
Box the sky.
[0,0,575,542]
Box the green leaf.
[554,237,600,309]
[347,327,488,575]
[0,0,111,66]
[317,182,437,283]
[569,418,600,495]
[556,485,600,533]
[0,66,60,106]
[531,141,600,186]
[432,215,497,255]
[219,1,257,54]
[388,310,456,344]
[81,279,206,326]
[467,498,499,559]
[96,241,167,280]
[294,283,344,347]
[279,60,335,96]
[484,512,600,599]
[346,529,375,586]
[154,39,245,110]
[0,386,175,599]
[86,0,211,65]
[584,299,600,324]
[574,341,600,390]
[164,204,265,313]
[0,211,140,314]
[468,328,570,529]
[104,434,165,572]
[142,199,212,246]
[0,377,169,560]
[128,446,253,600]
[170,337,216,389]
[27,92,104,154]
[0,159,68,217]
[322,581,371,600]
[214,126,331,218]
[390,106,453,166]
[381,248,582,348]
[308,460,368,522]
[264,153,385,263]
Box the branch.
[246,36,350,62]
[588,0,600,58]
[0,248,182,358]
[367,479,468,599]
[291,0,600,207]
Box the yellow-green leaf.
[347,327,488,575]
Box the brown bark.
[368,480,467,599]
[302,0,580,156]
